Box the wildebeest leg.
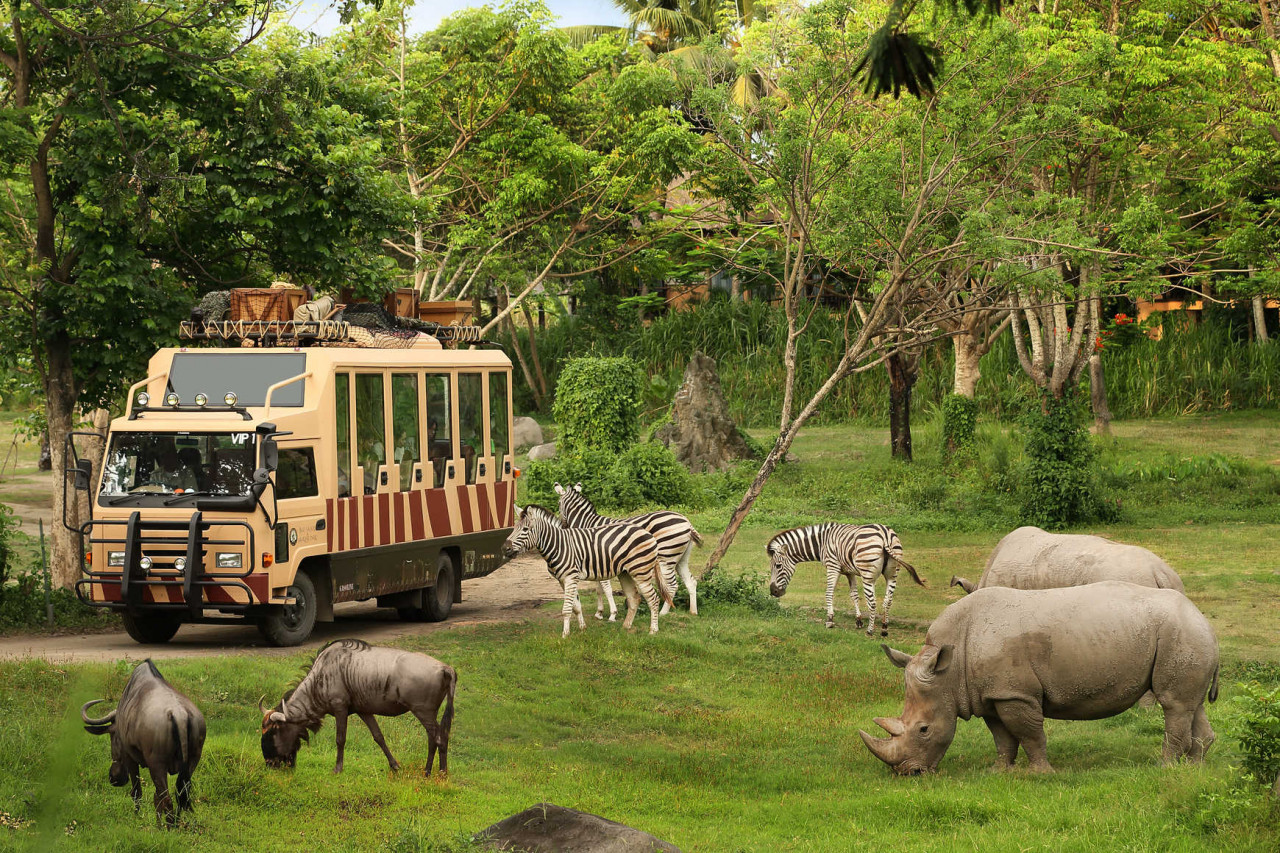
[333,709,349,773]
[1160,705,1196,764]
[149,766,175,826]
[175,769,194,815]
[617,573,640,630]
[128,765,142,812]
[823,558,841,628]
[412,708,445,777]
[359,713,400,772]
[994,699,1053,773]
[1189,706,1215,761]
[984,715,1019,770]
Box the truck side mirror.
[260,438,278,472]
[72,458,93,491]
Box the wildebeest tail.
[441,667,456,737]
[169,711,192,775]
[890,552,928,587]
[1208,665,1219,703]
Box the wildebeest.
[950,526,1184,594]
[261,639,456,776]
[861,582,1218,775]
[81,660,206,824]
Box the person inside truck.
[148,441,199,492]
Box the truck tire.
[423,553,455,622]
[121,612,181,644]
[258,571,318,647]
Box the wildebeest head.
[260,691,315,768]
[81,699,129,786]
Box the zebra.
[503,504,675,637]
[554,482,703,618]
[766,523,926,635]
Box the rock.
[476,803,680,853]
[513,417,544,451]
[527,442,557,461]
[654,352,756,473]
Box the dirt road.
[0,554,564,662]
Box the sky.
[283,0,628,39]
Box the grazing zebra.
[555,483,703,618]
[503,505,674,637]
[766,523,926,635]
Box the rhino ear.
[882,645,912,669]
[921,644,954,675]
[553,483,565,495]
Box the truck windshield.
[167,353,306,407]
[100,432,257,498]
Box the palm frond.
[559,25,628,50]
[854,27,940,100]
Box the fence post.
[39,518,52,627]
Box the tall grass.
[516,301,1280,427]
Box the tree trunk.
[952,333,981,398]
[730,274,741,302]
[44,335,81,589]
[519,298,549,404]
[1253,295,1270,343]
[886,351,914,461]
[1088,352,1112,435]
[702,439,789,574]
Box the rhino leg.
[333,710,349,773]
[1160,704,1214,764]
[1190,707,1215,761]
[983,716,1019,770]
[824,560,841,628]
[360,713,400,772]
[994,699,1054,773]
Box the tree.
[0,1,404,586]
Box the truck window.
[458,373,482,484]
[392,373,420,491]
[425,374,451,488]
[356,373,386,494]
[489,372,510,461]
[277,448,318,499]
[169,353,306,407]
[335,374,351,498]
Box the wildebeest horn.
[258,694,269,715]
[80,699,116,727]
[859,729,901,766]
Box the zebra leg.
[635,568,663,634]
[617,573,640,630]
[860,567,878,637]
[596,580,618,622]
[824,559,840,628]
[573,589,586,631]
[658,561,679,616]
[561,575,580,638]
[880,576,898,637]
[848,572,861,628]
[676,542,698,616]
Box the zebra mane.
[522,504,563,525]
[767,523,831,554]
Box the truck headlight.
[216,552,242,569]
[107,551,125,567]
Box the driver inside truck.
[149,440,199,491]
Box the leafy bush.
[942,394,978,457]
[613,442,696,507]
[1234,681,1280,788]
[1018,394,1117,529]
[690,570,781,615]
[552,357,643,455]
[521,442,697,513]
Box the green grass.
[2,411,1279,850]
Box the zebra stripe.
[506,504,673,637]
[556,483,702,617]
[766,522,926,636]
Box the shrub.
[613,442,696,508]
[521,442,697,513]
[1018,393,1116,529]
[1234,681,1280,789]
[689,570,781,615]
[552,357,643,456]
[942,394,978,457]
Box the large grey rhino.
[950,526,1183,594]
[861,582,1218,775]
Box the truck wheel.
[121,613,181,644]
[258,572,317,647]
[423,553,455,623]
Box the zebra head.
[766,535,798,597]
[554,482,593,526]
[503,504,560,558]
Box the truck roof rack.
[178,320,485,348]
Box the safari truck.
[66,314,517,646]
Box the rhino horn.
[874,716,906,736]
[80,699,116,728]
[859,729,902,767]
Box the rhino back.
[980,528,1183,592]
[938,583,1215,721]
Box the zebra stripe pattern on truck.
[555,482,703,618]
[766,523,926,636]
[503,505,674,637]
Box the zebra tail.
[688,526,704,547]
[892,553,928,588]
[656,561,676,608]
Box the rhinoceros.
[950,526,1183,594]
[860,582,1218,775]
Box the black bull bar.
[75,511,257,620]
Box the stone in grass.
[654,352,757,473]
[513,417,545,451]
[476,803,681,852]
[527,442,557,461]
